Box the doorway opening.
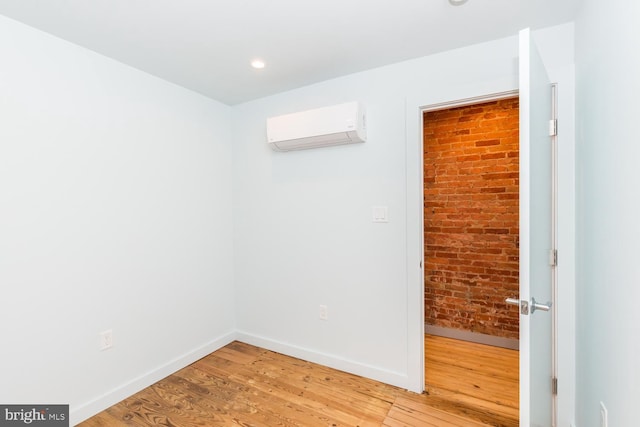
[422,97,520,426]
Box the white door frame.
[404,38,575,427]
[404,83,520,394]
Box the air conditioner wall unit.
[266,101,366,151]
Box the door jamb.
[405,88,518,394]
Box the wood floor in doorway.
[424,334,519,427]
[79,336,518,427]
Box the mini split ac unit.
[266,101,366,151]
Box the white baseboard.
[425,325,519,350]
[235,331,410,390]
[70,331,237,426]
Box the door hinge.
[549,119,558,137]
[552,377,558,395]
[549,249,558,267]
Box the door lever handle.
[505,297,529,314]
[506,297,551,315]
[530,297,552,313]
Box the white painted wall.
[0,16,236,425]
[575,1,640,426]
[233,25,575,426]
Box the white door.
[514,28,557,426]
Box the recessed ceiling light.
[449,0,469,5]
[251,59,266,69]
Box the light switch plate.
[372,206,388,223]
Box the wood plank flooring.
[79,336,518,427]
[423,335,519,427]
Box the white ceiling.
[0,0,580,105]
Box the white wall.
[0,16,236,425]
[575,1,640,426]
[233,27,575,427]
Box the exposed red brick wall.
[423,98,519,339]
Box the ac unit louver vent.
[266,102,366,152]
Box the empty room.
[1,1,638,426]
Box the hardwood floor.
[79,336,518,426]
[424,335,519,427]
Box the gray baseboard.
[425,325,519,350]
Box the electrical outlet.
[600,402,608,427]
[319,305,328,320]
[100,329,113,351]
